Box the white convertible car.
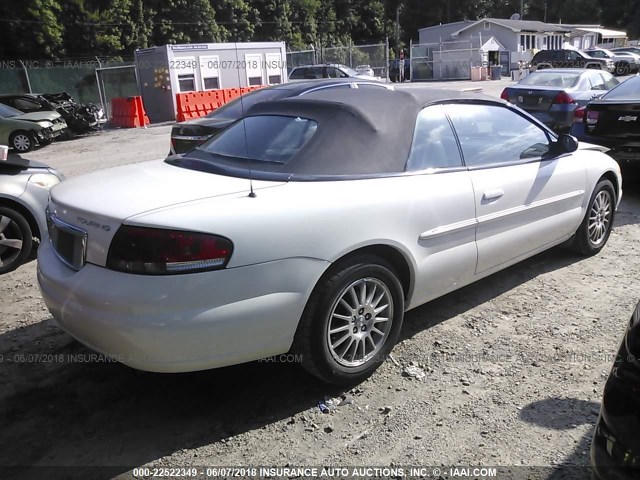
[37,88,622,384]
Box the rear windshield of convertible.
[196,115,318,164]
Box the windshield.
[603,76,640,100]
[204,89,291,119]
[519,71,581,88]
[0,104,24,118]
[195,115,318,164]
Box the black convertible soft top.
[176,88,503,180]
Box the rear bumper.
[37,241,329,372]
[592,417,639,480]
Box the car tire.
[570,179,616,256]
[0,207,33,274]
[615,62,630,75]
[62,130,75,140]
[10,131,35,153]
[294,254,404,385]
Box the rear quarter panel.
[128,173,479,308]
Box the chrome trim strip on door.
[476,189,585,225]
[419,218,478,240]
[419,189,585,240]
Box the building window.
[174,55,197,92]
[265,52,283,85]
[178,74,196,92]
[245,53,264,87]
[199,55,221,90]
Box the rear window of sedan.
[196,115,318,164]
[519,72,581,88]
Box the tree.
[0,0,65,59]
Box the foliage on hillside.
[0,0,636,60]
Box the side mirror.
[0,145,8,161]
[552,134,578,155]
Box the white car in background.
[37,88,621,385]
[288,64,378,81]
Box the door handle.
[483,189,504,201]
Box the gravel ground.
[1,83,640,480]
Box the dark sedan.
[169,79,393,155]
[592,302,640,479]
[571,75,640,163]
[500,69,619,131]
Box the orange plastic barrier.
[223,88,242,103]
[175,87,265,122]
[110,96,149,128]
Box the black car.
[169,78,393,155]
[592,301,640,479]
[570,75,640,164]
[530,49,615,73]
[0,93,105,136]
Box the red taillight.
[107,226,233,275]
[553,91,576,104]
[586,110,600,125]
[574,107,586,123]
[500,89,509,101]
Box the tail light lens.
[500,89,509,101]
[107,226,233,275]
[586,110,600,125]
[574,107,586,123]
[552,91,576,104]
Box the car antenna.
[234,42,257,198]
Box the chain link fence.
[287,42,389,80]
[410,36,483,81]
[286,49,318,69]
[0,58,134,111]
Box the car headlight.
[28,173,61,190]
[37,121,53,128]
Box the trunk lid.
[585,101,640,138]
[48,160,285,267]
[504,86,569,112]
[50,159,283,221]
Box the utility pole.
[544,2,548,23]
[520,0,524,19]
[396,5,401,58]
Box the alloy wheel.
[0,215,24,268]
[327,277,393,367]
[588,190,612,246]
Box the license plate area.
[46,209,87,271]
[522,96,541,106]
